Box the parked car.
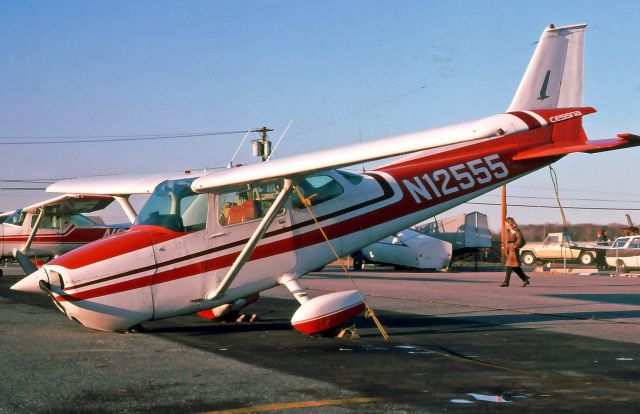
[519,232,599,266]
[605,236,640,272]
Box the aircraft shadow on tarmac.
[306,272,488,284]
[371,309,640,339]
[5,278,639,340]
[544,293,640,306]
[144,319,294,336]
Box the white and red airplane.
[11,24,640,336]
[0,194,129,276]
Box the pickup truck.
[519,232,600,266]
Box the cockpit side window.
[70,214,98,228]
[180,192,208,231]
[135,178,207,232]
[39,214,61,229]
[218,181,283,226]
[291,175,344,209]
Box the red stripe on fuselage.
[508,111,541,130]
[48,225,182,269]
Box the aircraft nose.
[11,268,49,293]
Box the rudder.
[508,24,587,112]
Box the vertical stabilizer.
[508,24,586,112]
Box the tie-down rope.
[293,185,389,340]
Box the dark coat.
[505,225,524,267]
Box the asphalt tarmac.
[1,265,639,413]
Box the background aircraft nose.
[11,268,48,293]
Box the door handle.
[208,231,230,239]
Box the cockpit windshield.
[135,178,208,232]
[3,210,27,226]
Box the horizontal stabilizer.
[514,133,640,160]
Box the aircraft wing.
[21,194,116,215]
[46,171,204,196]
[191,112,534,193]
[0,210,17,218]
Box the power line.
[509,184,640,198]
[287,41,535,140]
[1,187,47,191]
[467,201,640,211]
[0,179,63,184]
[0,130,248,146]
[478,194,640,204]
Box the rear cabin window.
[218,182,284,226]
[291,175,344,209]
[337,170,364,185]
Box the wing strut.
[12,208,46,275]
[114,196,138,223]
[205,179,294,301]
[21,208,45,254]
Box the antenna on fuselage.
[266,120,293,162]
[227,129,252,168]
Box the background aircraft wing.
[22,194,116,215]
[0,210,17,218]
[46,171,203,196]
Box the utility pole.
[501,185,507,263]
[252,127,273,162]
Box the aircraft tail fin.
[508,24,587,112]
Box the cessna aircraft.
[0,194,128,276]
[12,24,640,336]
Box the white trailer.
[413,211,492,255]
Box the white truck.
[519,232,601,266]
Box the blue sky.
[1,1,639,229]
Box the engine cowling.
[290,290,365,335]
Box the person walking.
[501,217,531,287]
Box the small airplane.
[352,229,452,271]
[0,194,129,276]
[11,23,640,337]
